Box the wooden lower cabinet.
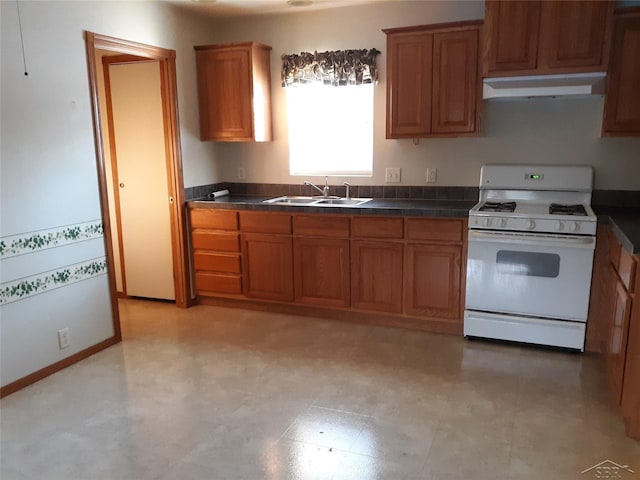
[294,237,350,308]
[351,240,403,313]
[404,243,462,320]
[242,233,293,302]
[607,277,633,404]
[191,208,466,334]
[587,223,640,441]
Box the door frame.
[84,32,191,318]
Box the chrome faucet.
[343,182,351,199]
[304,176,330,198]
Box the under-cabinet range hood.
[483,72,606,100]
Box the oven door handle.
[468,230,596,249]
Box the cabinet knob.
[119,183,125,188]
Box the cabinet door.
[603,12,640,135]
[432,29,479,134]
[196,48,253,141]
[539,1,612,71]
[621,260,640,439]
[404,243,462,320]
[386,32,433,138]
[294,238,350,307]
[242,233,294,301]
[351,241,403,313]
[485,0,540,74]
[607,278,633,405]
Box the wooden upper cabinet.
[386,32,433,138]
[603,8,640,136]
[539,1,612,71]
[194,42,272,142]
[384,21,481,138]
[485,0,541,74]
[432,29,479,134]
[484,0,613,76]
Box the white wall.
[208,1,640,190]
[0,1,221,387]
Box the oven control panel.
[469,215,596,236]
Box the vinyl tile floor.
[2,299,639,480]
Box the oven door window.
[496,250,560,278]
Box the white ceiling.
[165,0,389,18]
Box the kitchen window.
[286,83,374,176]
[282,48,380,177]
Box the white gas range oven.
[464,165,597,351]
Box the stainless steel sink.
[262,196,372,207]
[314,198,372,206]
[262,196,318,205]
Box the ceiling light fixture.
[287,0,313,6]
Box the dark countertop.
[594,207,640,255]
[187,195,475,218]
[187,196,640,254]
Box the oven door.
[465,230,595,322]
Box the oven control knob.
[526,220,536,230]
[482,218,493,227]
[554,221,564,231]
[570,222,581,233]
[499,218,508,228]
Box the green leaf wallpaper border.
[0,220,103,258]
[0,257,107,305]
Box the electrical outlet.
[426,167,437,184]
[237,167,245,180]
[385,167,401,183]
[57,328,70,350]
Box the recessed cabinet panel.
[385,21,481,138]
[243,233,294,301]
[484,0,613,76]
[294,237,350,307]
[351,240,403,313]
[195,42,273,142]
[539,1,611,70]
[404,243,462,320]
[485,0,540,73]
[432,29,478,134]
[603,10,640,136]
[386,33,433,138]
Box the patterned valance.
[281,48,381,87]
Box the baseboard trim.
[0,335,121,398]
[197,296,463,336]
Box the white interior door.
[109,61,175,300]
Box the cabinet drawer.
[190,209,238,230]
[194,252,241,273]
[240,211,292,234]
[294,215,350,237]
[192,231,240,252]
[618,248,637,294]
[406,218,463,242]
[195,272,242,295]
[352,216,404,239]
